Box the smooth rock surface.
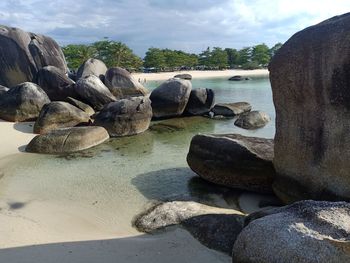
[34,102,91,134]
[233,200,350,263]
[184,88,215,116]
[187,134,275,193]
[0,25,67,87]
[212,102,251,117]
[76,58,107,80]
[234,110,270,129]
[76,75,116,110]
[269,13,350,203]
[65,97,95,116]
[94,97,152,137]
[150,78,192,118]
[0,82,50,122]
[104,67,149,98]
[26,126,109,154]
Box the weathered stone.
[233,200,350,263]
[104,67,149,98]
[269,14,350,203]
[75,75,116,111]
[184,88,215,116]
[76,58,107,80]
[26,126,109,154]
[187,134,275,193]
[174,73,192,80]
[0,85,8,96]
[211,102,251,117]
[229,76,250,81]
[234,110,270,129]
[0,25,67,88]
[0,82,50,122]
[150,78,192,118]
[65,97,95,116]
[35,66,77,101]
[34,102,90,134]
[94,97,152,137]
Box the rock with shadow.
[184,88,215,116]
[234,110,270,129]
[211,102,251,117]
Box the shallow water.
[0,76,275,241]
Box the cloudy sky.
[0,0,349,56]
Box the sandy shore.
[132,69,269,82]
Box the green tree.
[144,48,166,70]
[269,42,283,58]
[62,44,97,70]
[237,47,252,66]
[225,48,239,68]
[251,44,270,66]
[209,47,228,69]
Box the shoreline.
[132,69,269,82]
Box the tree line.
[62,41,282,72]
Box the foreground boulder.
[94,97,152,137]
[65,97,95,116]
[211,102,251,117]
[269,14,350,202]
[35,66,77,101]
[34,102,90,134]
[150,78,192,118]
[76,75,116,110]
[233,200,350,262]
[174,73,192,80]
[234,110,270,129]
[0,82,50,122]
[0,25,67,87]
[134,201,244,254]
[104,67,149,98]
[184,88,215,116]
[0,85,8,96]
[26,126,109,154]
[76,58,107,80]
[187,134,275,193]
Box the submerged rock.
[76,58,107,80]
[150,78,192,118]
[269,14,350,202]
[104,67,149,98]
[211,102,251,117]
[184,88,215,116]
[174,73,192,80]
[233,200,350,263]
[65,97,95,116]
[26,126,109,154]
[0,82,50,122]
[234,110,270,129]
[187,134,275,193]
[75,75,116,110]
[34,102,90,134]
[0,25,67,87]
[94,97,152,137]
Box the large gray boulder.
[75,75,116,110]
[0,82,50,122]
[184,88,215,116]
[34,102,91,134]
[26,126,109,154]
[234,110,270,130]
[35,66,77,101]
[233,200,350,263]
[187,134,275,193]
[150,78,192,118]
[104,67,149,98]
[76,58,107,80]
[269,13,350,203]
[0,85,8,96]
[65,97,95,116]
[0,25,67,88]
[211,102,251,117]
[94,97,152,137]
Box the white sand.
[132,69,269,82]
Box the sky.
[0,0,349,57]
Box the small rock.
[174,73,192,80]
[228,76,251,81]
[212,102,251,117]
[234,110,270,129]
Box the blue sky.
[0,0,349,56]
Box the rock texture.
[174,73,192,80]
[150,78,192,118]
[76,75,116,110]
[26,126,109,154]
[269,13,350,203]
[187,134,275,193]
[0,25,67,87]
[184,88,215,116]
[65,97,95,116]
[211,102,251,117]
[34,102,90,134]
[0,82,50,122]
[94,97,152,137]
[35,66,76,101]
[104,67,149,98]
[234,110,270,129]
[76,58,107,80]
[0,85,8,96]
[233,200,350,263]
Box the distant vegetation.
[63,41,282,72]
